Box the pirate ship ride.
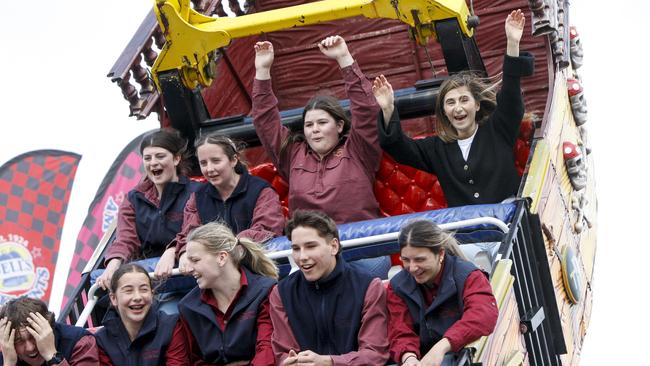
[62,0,597,364]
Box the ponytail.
[187,222,278,279]
[236,237,279,279]
[398,219,468,261]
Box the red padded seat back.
[249,163,290,218]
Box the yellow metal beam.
[152,0,473,90]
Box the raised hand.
[372,75,395,127]
[254,41,274,80]
[1,318,18,366]
[25,312,57,362]
[505,9,525,56]
[318,36,354,68]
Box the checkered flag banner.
[0,150,81,305]
[61,131,151,309]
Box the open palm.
[505,9,525,43]
[372,75,394,111]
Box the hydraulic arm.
[152,0,475,90]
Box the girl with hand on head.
[374,10,534,207]
[174,133,285,273]
[387,220,498,366]
[167,222,278,366]
[95,263,182,366]
[96,129,198,290]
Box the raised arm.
[493,10,535,143]
[376,102,439,174]
[373,75,395,129]
[252,41,292,179]
[321,36,381,167]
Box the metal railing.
[70,216,509,327]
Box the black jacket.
[378,53,535,207]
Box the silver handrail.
[75,216,508,327]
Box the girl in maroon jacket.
[96,129,199,290]
[253,35,390,279]
[174,133,285,273]
[252,35,382,225]
[167,222,278,366]
[387,220,498,366]
[96,263,182,366]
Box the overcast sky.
[1,1,648,364]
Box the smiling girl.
[387,220,498,366]
[174,133,285,271]
[374,10,534,207]
[168,222,278,366]
[96,129,199,290]
[95,263,182,365]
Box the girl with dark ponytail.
[167,222,277,365]
[386,219,498,366]
[174,132,285,274]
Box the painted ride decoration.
[61,1,597,365]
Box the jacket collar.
[102,304,160,343]
[306,257,346,290]
[206,170,250,202]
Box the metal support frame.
[498,201,566,365]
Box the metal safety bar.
[74,216,508,327]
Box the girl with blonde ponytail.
[386,219,498,366]
[166,222,277,365]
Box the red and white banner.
[0,150,81,305]
[61,131,151,309]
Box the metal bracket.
[520,306,546,334]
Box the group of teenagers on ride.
[0,10,534,366]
